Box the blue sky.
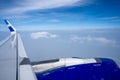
[0,0,120,30]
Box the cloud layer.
[31,32,115,45]
[31,32,58,39]
[100,16,120,22]
[71,35,114,44]
[4,0,86,14]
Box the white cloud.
[100,17,120,20]
[71,35,114,44]
[47,19,61,23]
[2,14,30,19]
[4,0,90,14]
[99,16,120,22]
[31,32,58,39]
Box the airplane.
[0,20,120,80]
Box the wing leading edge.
[4,20,37,80]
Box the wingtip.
[4,20,16,33]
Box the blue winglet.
[8,26,15,32]
[4,20,16,32]
[4,20,9,25]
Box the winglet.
[4,20,16,33]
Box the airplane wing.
[4,20,37,80]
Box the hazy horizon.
[0,28,120,67]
